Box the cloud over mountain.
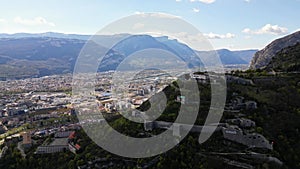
[243,24,288,35]
[204,32,235,39]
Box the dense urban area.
[0,68,299,169]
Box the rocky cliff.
[250,31,300,69]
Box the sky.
[0,0,299,50]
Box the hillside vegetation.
[266,42,300,72]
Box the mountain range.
[0,32,91,40]
[0,32,257,79]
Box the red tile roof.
[68,131,76,139]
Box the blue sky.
[0,0,299,50]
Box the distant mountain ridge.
[197,49,257,66]
[0,33,257,79]
[0,37,124,78]
[250,31,300,69]
[0,32,91,40]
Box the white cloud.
[134,12,181,19]
[190,0,216,4]
[204,32,236,39]
[193,8,200,13]
[134,11,143,15]
[244,0,251,2]
[260,24,288,34]
[242,28,252,34]
[244,35,252,39]
[175,0,182,2]
[0,18,6,23]
[132,23,145,30]
[14,16,55,27]
[242,24,288,35]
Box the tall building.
[22,132,32,148]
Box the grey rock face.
[250,31,300,69]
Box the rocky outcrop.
[250,31,300,69]
[265,42,300,72]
